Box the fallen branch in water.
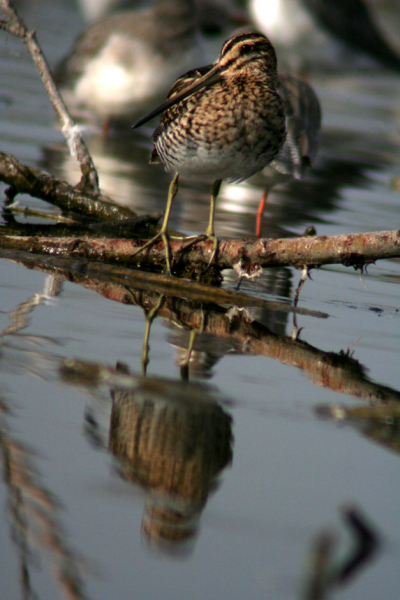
[0,1,152,228]
[1,1,399,276]
[1,150,399,274]
[0,246,328,319]
[0,152,144,224]
[0,228,399,274]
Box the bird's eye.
[240,44,253,56]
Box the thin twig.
[0,0,99,193]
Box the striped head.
[132,31,281,131]
[217,31,279,86]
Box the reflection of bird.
[109,379,233,553]
[253,73,321,237]
[131,31,286,273]
[55,0,205,124]
[250,0,400,71]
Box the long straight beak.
[132,63,223,130]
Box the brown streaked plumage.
[132,31,287,274]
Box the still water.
[1,1,400,599]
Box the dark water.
[1,1,400,599]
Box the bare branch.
[0,228,399,273]
[0,0,99,193]
[0,152,143,222]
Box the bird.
[77,0,140,22]
[253,73,321,237]
[250,0,400,72]
[55,0,205,126]
[131,30,287,274]
[77,0,249,36]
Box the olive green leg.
[141,295,165,375]
[205,179,221,266]
[179,179,221,269]
[131,172,179,275]
[179,308,205,381]
[205,179,221,237]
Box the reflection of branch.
[0,282,92,598]
[0,0,99,192]
[1,226,399,274]
[0,274,63,338]
[0,393,91,600]
[2,249,399,408]
[126,295,400,406]
[0,247,328,319]
[303,506,380,600]
[316,403,400,454]
[337,507,379,584]
[58,305,400,410]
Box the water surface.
[1,2,400,599]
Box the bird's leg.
[177,179,221,269]
[141,295,165,375]
[256,187,269,238]
[179,308,205,381]
[131,172,179,274]
[179,328,197,381]
[205,178,220,237]
[204,178,221,265]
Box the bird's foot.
[177,233,219,270]
[131,230,173,275]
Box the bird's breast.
[153,80,286,182]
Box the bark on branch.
[0,228,399,273]
[1,1,400,277]
[0,152,144,223]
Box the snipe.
[132,30,287,274]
